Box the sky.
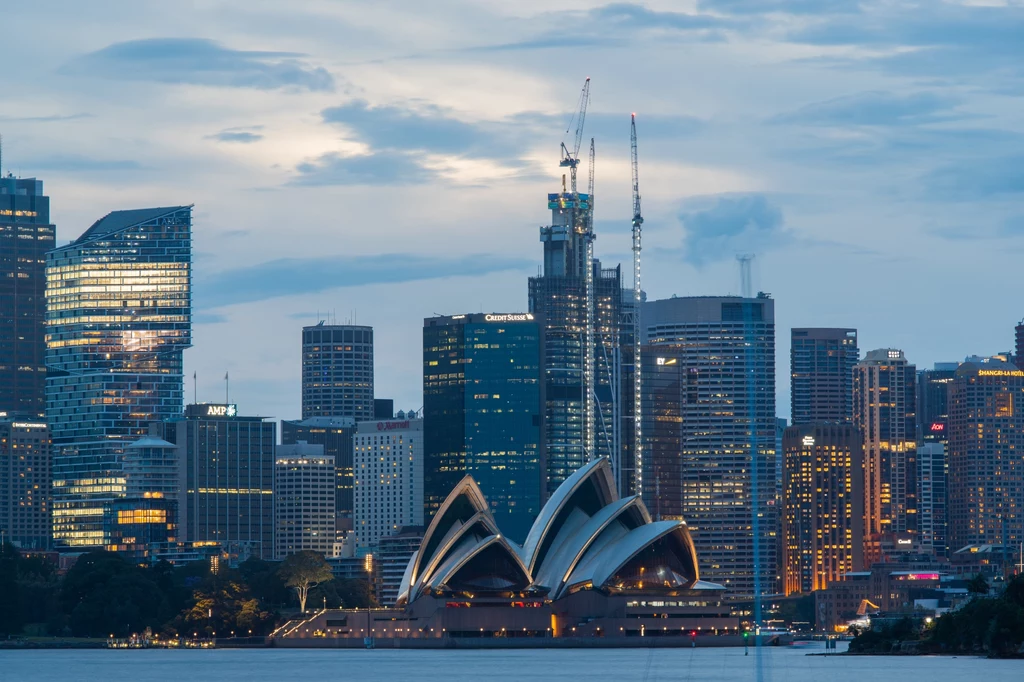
[2,0,1024,422]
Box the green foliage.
[927,574,1024,658]
[848,617,918,654]
[968,573,991,595]
[0,543,62,636]
[277,551,334,612]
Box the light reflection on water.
[1,643,1019,681]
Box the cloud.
[699,0,856,14]
[207,126,264,143]
[24,154,143,172]
[771,91,964,127]
[0,113,92,123]
[292,150,438,186]
[197,253,533,308]
[922,154,1024,201]
[931,215,1024,241]
[62,38,334,91]
[194,312,228,325]
[678,194,790,265]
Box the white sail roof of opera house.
[397,458,721,607]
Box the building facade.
[917,442,948,557]
[275,443,336,559]
[281,416,356,525]
[642,295,778,598]
[0,175,54,419]
[301,323,373,421]
[947,360,1024,554]
[781,423,864,595]
[169,403,275,559]
[423,313,543,543]
[790,328,858,425]
[853,349,917,546]
[46,206,192,549]
[353,417,423,551]
[918,363,957,444]
[378,526,424,606]
[0,418,51,549]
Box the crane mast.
[631,114,644,496]
[560,78,591,193]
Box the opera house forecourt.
[275,458,747,648]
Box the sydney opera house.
[277,458,741,644]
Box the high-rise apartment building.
[528,185,637,499]
[0,418,51,549]
[377,526,424,606]
[790,328,858,425]
[947,360,1024,553]
[782,423,864,595]
[0,174,54,419]
[47,206,191,549]
[301,323,373,421]
[282,416,356,524]
[853,349,917,546]
[353,417,423,551]
[917,442,948,557]
[169,403,275,559]
[918,363,957,443]
[423,313,543,542]
[642,295,778,598]
[275,443,336,559]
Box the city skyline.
[2,1,1022,421]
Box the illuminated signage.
[902,573,939,580]
[896,539,913,546]
[802,436,815,447]
[656,357,666,366]
[930,422,945,432]
[11,422,47,429]
[977,369,1024,377]
[484,313,534,322]
[377,420,410,431]
[206,404,237,417]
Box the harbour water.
[1,643,1021,681]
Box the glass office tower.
[423,313,543,543]
[0,175,55,418]
[46,206,192,548]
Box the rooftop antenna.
[736,254,754,298]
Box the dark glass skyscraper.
[790,328,858,425]
[0,175,55,418]
[423,313,542,543]
[301,323,373,421]
[46,206,192,548]
[642,295,778,599]
[917,363,957,443]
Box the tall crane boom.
[588,137,595,197]
[630,113,643,498]
[560,77,591,192]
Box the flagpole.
[225,371,229,404]
[193,371,197,405]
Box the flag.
[224,371,229,381]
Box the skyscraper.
[642,295,778,598]
[422,313,543,542]
[169,403,276,559]
[782,423,864,595]
[281,416,356,524]
[275,443,336,559]
[0,174,55,418]
[917,363,958,443]
[47,206,192,549]
[301,323,374,421]
[853,349,917,549]
[947,360,1024,554]
[353,416,423,551]
[0,417,51,549]
[917,442,948,557]
[790,328,858,425]
[528,186,636,498]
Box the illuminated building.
[123,431,180,499]
[167,403,275,559]
[378,526,424,606]
[301,322,374,421]
[917,363,957,443]
[528,186,637,499]
[781,423,864,595]
[281,416,356,525]
[353,416,423,551]
[639,346,694,521]
[853,348,917,562]
[790,328,858,425]
[0,418,51,549]
[422,313,542,542]
[105,496,176,561]
[274,444,336,559]
[641,295,778,599]
[0,174,54,419]
[947,360,1024,554]
[46,206,191,549]
[917,443,948,557]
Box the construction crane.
[588,137,595,197]
[560,77,591,193]
[630,113,643,497]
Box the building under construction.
[527,80,639,499]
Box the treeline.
[0,543,376,638]
[849,574,1024,658]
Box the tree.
[277,552,333,613]
[968,573,990,596]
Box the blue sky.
[3,0,1023,421]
